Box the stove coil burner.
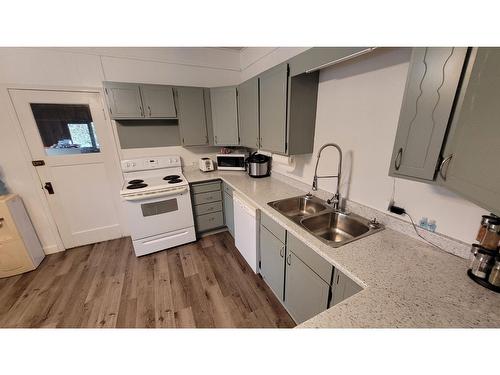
[167,179,183,184]
[126,183,148,189]
[128,179,144,184]
[163,175,181,180]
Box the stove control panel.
[121,156,181,172]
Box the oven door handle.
[122,187,188,201]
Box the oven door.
[123,188,194,240]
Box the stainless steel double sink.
[267,195,384,247]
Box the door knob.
[44,182,55,194]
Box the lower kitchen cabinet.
[284,251,330,324]
[330,268,363,307]
[190,180,225,235]
[259,225,286,300]
[223,182,234,237]
[259,211,363,324]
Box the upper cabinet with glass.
[104,82,177,120]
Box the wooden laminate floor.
[0,232,295,328]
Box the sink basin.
[301,211,382,247]
[268,195,328,222]
[268,195,384,248]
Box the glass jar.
[476,214,500,242]
[480,222,500,250]
[470,248,497,279]
[469,244,482,269]
[488,257,500,287]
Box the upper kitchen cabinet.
[438,48,500,215]
[176,86,209,146]
[238,77,260,148]
[210,86,239,146]
[103,82,177,120]
[288,47,375,76]
[388,48,468,181]
[104,82,144,119]
[139,84,177,118]
[259,64,288,153]
[259,63,319,155]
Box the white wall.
[266,48,487,244]
[0,47,242,253]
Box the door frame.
[3,83,126,253]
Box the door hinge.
[32,160,45,167]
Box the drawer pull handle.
[0,217,4,228]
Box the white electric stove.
[120,156,196,257]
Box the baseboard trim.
[43,244,63,254]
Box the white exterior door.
[9,89,123,249]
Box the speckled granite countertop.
[183,168,500,328]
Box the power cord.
[390,177,444,251]
[404,211,444,251]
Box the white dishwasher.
[233,193,260,274]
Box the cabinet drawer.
[260,211,286,244]
[287,233,333,284]
[223,182,233,197]
[194,201,223,216]
[192,190,222,205]
[0,239,34,278]
[0,206,20,243]
[195,211,224,232]
[191,181,221,194]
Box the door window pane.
[30,103,100,156]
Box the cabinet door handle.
[279,245,285,258]
[148,106,152,117]
[286,253,291,266]
[139,106,144,117]
[215,135,218,143]
[0,217,4,228]
[394,148,403,170]
[439,154,453,181]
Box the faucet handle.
[368,218,381,229]
[305,192,313,199]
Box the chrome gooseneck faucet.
[312,143,344,211]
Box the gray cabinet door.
[259,225,285,300]
[223,190,234,237]
[238,77,260,148]
[330,268,362,307]
[440,48,500,215]
[210,86,239,146]
[259,64,288,154]
[139,84,177,118]
[389,48,467,181]
[104,82,144,119]
[176,87,209,146]
[284,251,330,324]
